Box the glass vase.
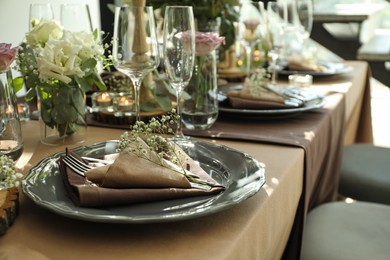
[182,50,219,130]
[36,84,87,146]
[0,69,24,160]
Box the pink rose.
[194,32,225,56]
[180,32,225,56]
[0,43,17,72]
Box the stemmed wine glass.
[163,6,195,139]
[295,0,314,42]
[60,3,93,32]
[237,1,265,76]
[266,1,287,85]
[112,5,160,122]
[29,3,54,29]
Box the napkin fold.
[226,88,295,109]
[286,55,326,72]
[59,139,225,208]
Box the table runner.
[184,61,372,259]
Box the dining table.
[1,60,372,260]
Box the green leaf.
[140,102,154,112]
[93,73,107,91]
[155,94,172,111]
[25,87,37,101]
[13,77,24,93]
[80,58,97,71]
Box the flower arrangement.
[0,155,23,189]
[0,43,17,73]
[148,0,239,51]
[15,20,108,138]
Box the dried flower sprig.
[117,110,212,187]
[0,155,23,189]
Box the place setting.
[18,3,266,224]
[216,0,353,119]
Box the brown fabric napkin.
[226,87,295,109]
[59,139,225,208]
[287,55,326,72]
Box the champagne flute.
[163,6,195,139]
[60,3,93,32]
[112,5,160,122]
[29,3,54,29]
[295,0,314,42]
[237,1,265,76]
[266,1,287,85]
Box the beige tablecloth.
[1,61,372,260]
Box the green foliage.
[148,0,240,51]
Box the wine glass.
[163,6,195,139]
[266,1,287,85]
[29,3,54,29]
[112,5,160,122]
[60,3,93,32]
[237,1,265,76]
[295,0,314,42]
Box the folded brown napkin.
[286,55,326,72]
[227,88,295,109]
[59,139,225,208]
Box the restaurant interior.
[1,0,390,259]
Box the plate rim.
[22,140,266,223]
[278,61,353,77]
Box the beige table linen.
[2,122,303,260]
[184,61,373,259]
[1,61,371,260]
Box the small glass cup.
[288,74,313,88]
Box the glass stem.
[245,45,252,76]
[272,58,277,85]
[132,78,142,122]
[175,87,184,138]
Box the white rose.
[36,35,85,84]
[26,20,63,47]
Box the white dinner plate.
[22,140,265,223]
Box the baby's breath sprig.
[117,110,212,187]
[0,155,23,190]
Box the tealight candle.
[117,96,133,112]
[288,74,313,88]
[96,92,112,107]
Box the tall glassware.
[0,69,23,161]
[29,3,54,29]
[266,1,287,85]
[237,1,265,75]
[112,5,160,122]
[60,3,93,32]
[163,6,195,138]
[295,0,314,41]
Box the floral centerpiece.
[148,0,239,51]
[15,20,108,144]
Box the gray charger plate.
[22,140,265,223]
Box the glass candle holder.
[288,74,313,88]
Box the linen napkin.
[286,55,326,72]
[59,139,225,208]
[225,77,299,109]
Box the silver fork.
[62,153,94,177]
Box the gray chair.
[300,201,390,260]
[339,144,390,205]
